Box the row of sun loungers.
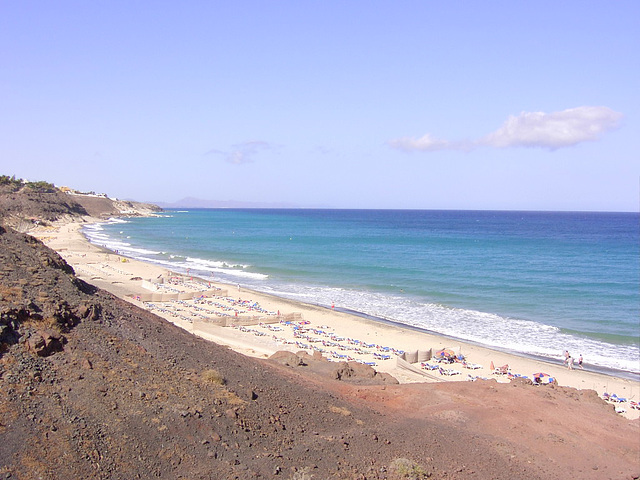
[421,360,556,386]
[602,392,639,414]
[142,291,281,324]
[602,393,638,414]
[250,320,413,366]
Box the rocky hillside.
[0,183,89,228]
[0,177,161,230]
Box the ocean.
[83,209,640,377]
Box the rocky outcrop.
[25,329,66,356]
[0,225,100,355]
[0,183,162,229]
[269,349,399,385]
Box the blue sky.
[1,2,638,211]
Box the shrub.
[388,458,431,479]
[329,405,351,416]
[0,175,23,191]
[25,181,56,193]
[201,368,225,385]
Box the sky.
[1,2,638,211]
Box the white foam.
[185,256,249,270]
[245,282,640,374]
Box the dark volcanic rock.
[25,329,66,356]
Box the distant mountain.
[152,197,298,209]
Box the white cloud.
[387,133,452,152]
[481,106,623,149]
[205,140,275,165]
[388,106,623,153]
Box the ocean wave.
[83,225,161,256]
[185,256,249,270]
[130,255,269,281]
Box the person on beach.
[567,356,574,370]
[563,350,569,365]
[578,354,583,369]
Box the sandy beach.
[33,220,640,421]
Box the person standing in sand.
[578,354,583,369]
[567,356,574,370]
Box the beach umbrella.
[533,372,553,384]
[435,348,455,359]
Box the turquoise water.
[85,209,640,375]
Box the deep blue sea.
[84,209,640,376]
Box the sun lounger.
[438,367,460,376]
[463,362,482,370]
[610,394,627,403]
[492,364,510,375]
[421,362,439,370]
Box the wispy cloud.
[387,133,455,152]
[388,106,623,153]
[205,140,276,164]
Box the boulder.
[26,329,66,357]
[269,351,307,367]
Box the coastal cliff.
[0,177,161,230]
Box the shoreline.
[31,218,640,420]
[332,305,640,382]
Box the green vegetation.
[24,180,56,193]
[0,175,56,193]
[389,458,431,479]
[0,175,23,189]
